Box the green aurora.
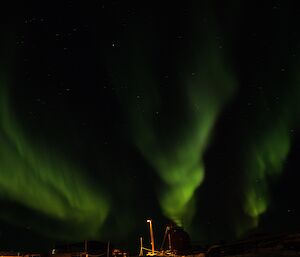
[0,1,300,247]
[237,57,300,235]
[140,41,235,226]
[109,23,236,226]
[107,6,297,235]
[0,77,109,239]
[240,117,291,234]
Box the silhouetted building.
[168,226,191,252]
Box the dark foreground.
[1,232,300,257]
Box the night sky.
[0,0,300,253]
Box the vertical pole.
[85,240,88,257]
[139,237,144,256]
[147,220,155,255]
[107,241,110,257]
[168,233,172,250]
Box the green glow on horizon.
[0,79,109,239]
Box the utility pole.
[147,219,155,255]
[139,237,144,256]
[107,241,110,257]
[85,240,88,257]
